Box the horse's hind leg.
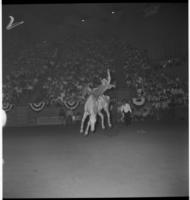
[98,111,105,130]
[80,111,88,133]
[105,107,112,127]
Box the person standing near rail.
[120,99,132,125]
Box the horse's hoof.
[109,124,112,128]
[102,127,105,130]
[80,130,83,133]
[84,133,88,136]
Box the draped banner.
[63,99,80,110]
[29,101,47,112]
[3,102,14,112]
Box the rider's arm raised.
[107,69,111,83]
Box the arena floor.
[3,120,189,198]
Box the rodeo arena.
[3,3,189,198]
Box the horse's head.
[89,113,97,132]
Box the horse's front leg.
[98,111,105,130]
[80,111,88,133]
[105,107,112,127]
[84,120,91,136]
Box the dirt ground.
[3,120,189,198]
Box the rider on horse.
[80,68,115,135]
[87,69,115,99]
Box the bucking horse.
[80,94,112,135]
[80,69,115,136]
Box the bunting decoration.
[29,101,46,112]
[3,102,14,112]
[132,97,146,106]
[63,99,80,110]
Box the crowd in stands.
[121,56,188,120]
[3,36,116,105]
[3,34,188,121]
[124,57,187,103]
